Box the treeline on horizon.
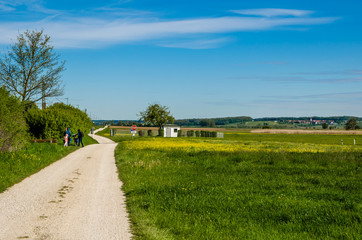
[254,116,362,122]
[95,116,361,127]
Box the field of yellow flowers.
[126,137,362,154]
[99,129,362,240]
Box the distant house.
[163,125,180,137]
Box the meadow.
[0,134,98,193]
[99,129,362,239]
[224,132,362,146]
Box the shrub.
[187,130,195,137]
[199,131,217,138]
[148,130,153,137]
[178,130,183,137]
[138,130,145,137]
[0,87,29,152]
[195,131,200,137]
[158,129,164,137]
[25,103,93,139]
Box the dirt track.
[0,129,132,240]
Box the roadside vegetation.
[0,30,95,192]
[0,98,96,193]
[0,135,98,193]
[97,129,362,239]
[0,94,96,193]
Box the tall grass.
[0,135,98,193]
[111,136,361,239]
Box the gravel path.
[0,129,132,240]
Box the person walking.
[64,133,68,147]
[66,127,72,146]
[77,129,84,147]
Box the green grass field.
[0,134,98,193]
[97,129,362,239]
[224,132,362,146]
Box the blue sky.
[1,0,361,120]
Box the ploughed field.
[100,129,362,239]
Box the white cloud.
[158,37,232,49]
[0,4,15,12]
[231,8,314,17]
[0,7,339,49]
[0,0,62,15]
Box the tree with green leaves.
[139,104,175,128]
[0,30,65,108]
[345,117,360,130]
[0,86,29,152]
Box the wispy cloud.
[0,3,339,49]
[0,3,15,12]
[93,7,156,17]
[231,8,314,17]
[158,37,232,49]
[0,0,61,14]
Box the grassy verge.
[105,133,361,239]
[0,134,98,193]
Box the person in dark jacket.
[77,129,84,147]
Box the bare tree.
[0,30,65,108]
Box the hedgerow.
[25,103,93,139]
[0,87,29,152]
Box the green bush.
[138,130,145,137]
[0,87,29,152]
[187,130,195,137]
[195,131,200,137]
[158,129,164,137]
[147,130,153,137]
[25,103,93,139]
[199,131,217,138]
[178,130,183,137]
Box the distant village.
[287,118,336,125]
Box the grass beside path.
[96,128,362,240]
[116,141,361,239]
[0,134,98,193]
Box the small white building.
[163,125,180,137]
